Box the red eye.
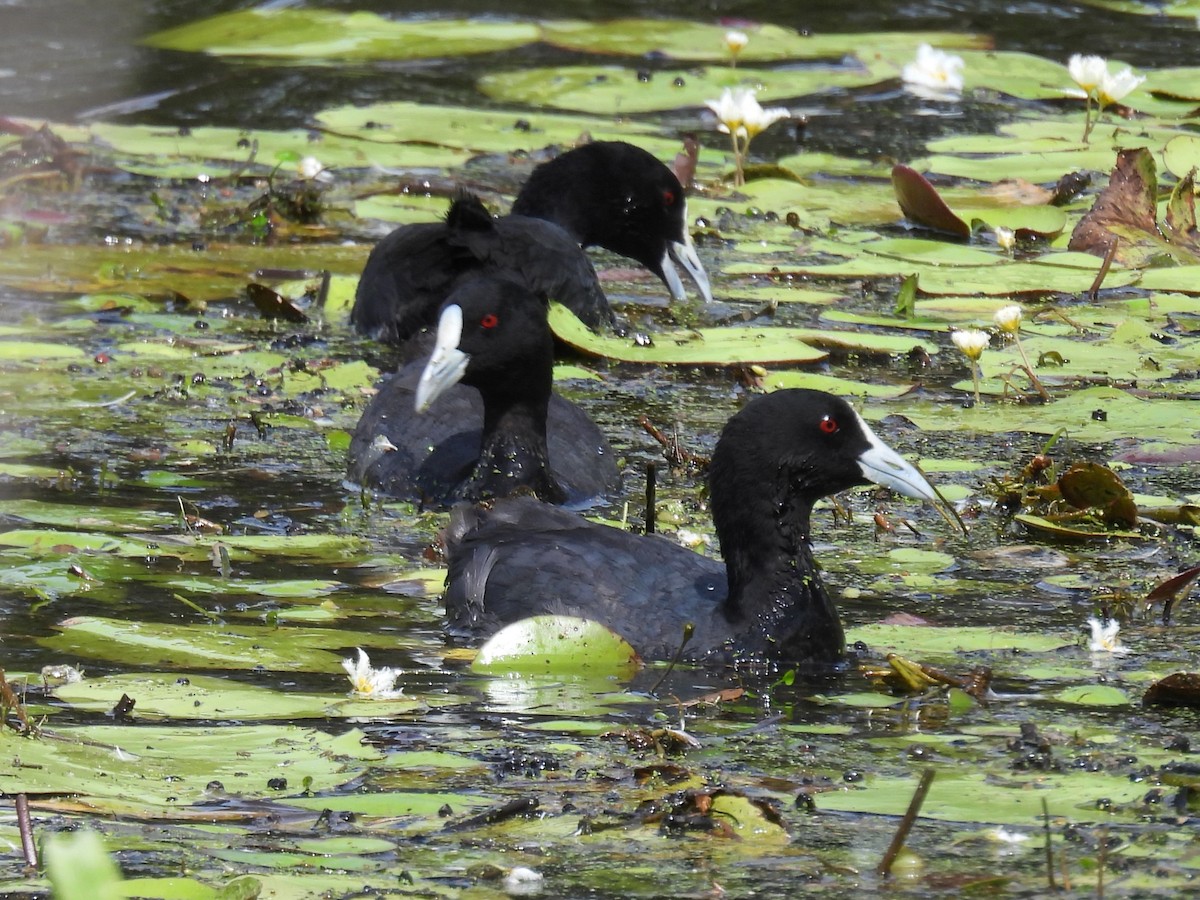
[662,190,676,206]
[819,416,838,435]
[480,313,499,329]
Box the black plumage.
[348,276,619,508]
[443,390,939,666]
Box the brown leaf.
[1067,147,1200,266]
[891,165,970,238]
[1144,672,1200,708]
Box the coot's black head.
[709,390,938,555]
[512,141,713,303]
[415,277,553,412]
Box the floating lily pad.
[539,21,988,62]
[550,304,935,364]
[1054,684,1131,706]
[472,615,641,676]
[889,386,1200,444]
[847,623,1073,657]
[479,63,889,115]
[145,9,540,60]
[818,768,1145,826]
[0,724,379,809]
[51,673,419,720]
[316,100,680,160]
[41,616,407,671]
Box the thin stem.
[1081,93,1095,143]
[1013,334,1050,402]
[971,361,981,406]
[729,130,743,186]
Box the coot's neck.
[716,483,845,664]
[460,387,565,505]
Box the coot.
[351,193,612,344]
[348,276,620,507]
[443,390,939,666]
[512,141,712,305]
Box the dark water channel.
[3,1,1200,897]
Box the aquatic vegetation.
[4,8,1200,899]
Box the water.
[4,1,1200,897]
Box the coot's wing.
[351,223,470,343]
[482,217,614,331]
[444,498,727,658]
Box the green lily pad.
[889,386,1200,444]
[846,623,1073,657]
[1054,684,1131,706]
[539,21,988,62]
[763,371,915,399]
[0,725,379,809]
[478,63,889,115]
[472,615,642,676]
[145,9,540,60]
[0,341,86,362]
[818,768,1146,826]
[315,100,680,160]
[41,616,411,672]
[550,304,935,364]
[51,673,419,720]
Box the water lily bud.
[951,328,990,361]
[995,226,1016,252]
[725,30,749,56]
[993,304,1023,334]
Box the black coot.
[443,390,939,666]
[512,141,712,305]
[348,276,620,507]
[351,193,611,344]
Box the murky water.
[4,1,1200,897]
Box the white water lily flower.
[705,87,748,135]
[988,827,1031,845]
[724,30,749,56]
[1067,54,1108,94]
[704,88,789,186]
[503,866,545,896]
[342,647,404,698]
[993,304,1023,334]
[1088,617,1129,655]
[299,155,333,183]
[951,328,990,361]
[1098,66,1145,108]
[902,44,965,99]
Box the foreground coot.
[348,276,620,507]
[442,390,939,666]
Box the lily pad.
[478,63,889,115]
[145,9,540,60]
[51,673,419,720]
[41,616,410,672]
[538,21,989,62]
[550,304,935,364]
[472,615,642,676]
[846,623,1074,657]
[0,724,379,809]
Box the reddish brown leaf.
[891,165,970,238]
